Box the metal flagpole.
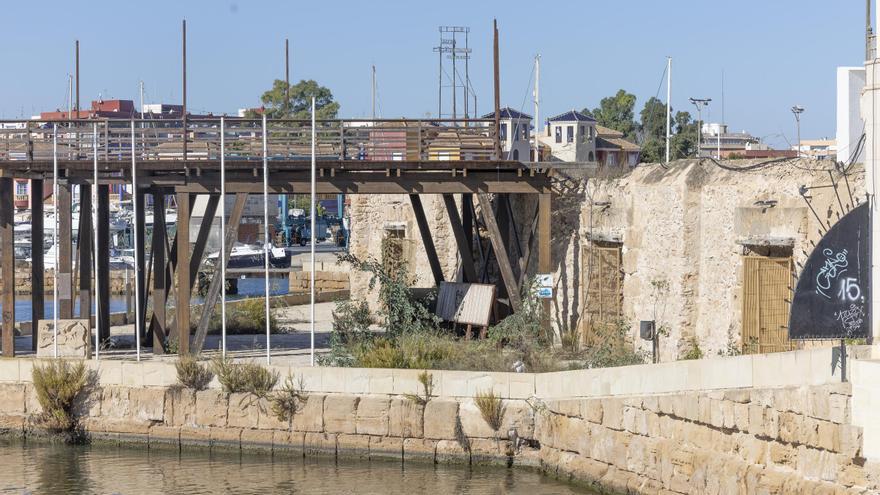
[665,57,671,163]
[262,114,270,365]
[220,117,227,357]
[93,123,99,360]
[131,120,141,361]
[310,98,316,366]
[52,125,58,358]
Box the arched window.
[588,151,595,162]
[513,149,520,160]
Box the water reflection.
[0,439,594,494]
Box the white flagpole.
[262,114,270,365]
[93,123,99,361]
[310,98,316,367]
[131,120,141,361]
[220,117,227,358]
[52,125,58,358]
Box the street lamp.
[791,105,804,157]
[689,97,711,157]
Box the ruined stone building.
[348,158,862,362]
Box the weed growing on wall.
[404,371,434,406]
[211,356,279,399]
[31,360,96,442]
[475,389,505,433]
[175,355,214,391]
[270,374,308,424]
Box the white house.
[481,107,532,161]
[537,110,597,162]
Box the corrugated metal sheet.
[435,282,495,327]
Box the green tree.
[246,79,340,119]
[586,89,637,139]
[670,111,697,159]
[639,97,668,142]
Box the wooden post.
[477,193,521,312]
[30,179,44,351]
[97,185,110,342]
[409,195,444,286]
[493,19,502,160]
[135,190,146,340]
[192,193,248,353]
[442,194,478,283]
[538,192,552,333]
[58,182,73,318]
[462,194,474,254]
[151,193,167,353]
[176,191,191,355]
[0,178,14,356]
[77,183,92,323]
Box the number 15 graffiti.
[837,277,861,302]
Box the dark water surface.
[0,439,594,494]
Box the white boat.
[206,242,290,269]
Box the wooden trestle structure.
[0,117,552,357]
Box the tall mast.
[665,57,671,163]
[534,54,540,162]
[371,65,376,120]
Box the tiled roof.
[547,110,596,122]
[480,107,533,119]
[596,137,641,152]
[595,125,624,138]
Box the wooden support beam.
[192,193,249,353]
[97,185,110,341]
[0,179,14,356]
[517,203,540,290]
[538,192,552,333]
[462,194,474,255]
[135,190,146,342]
[495,193,512,305]
[477,193,522,312]
[151,193,167,353]
[58,182,73,318]
[409,195,444,286]
[77,184,91,324]
[176,192,191,355]
[30,179,44,352]
[442,194,478,283]
[189,195,218,280]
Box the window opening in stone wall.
[741,249,795,355]
[382,227,407,276]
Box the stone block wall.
[288,271,350,293]
[14,268,136,295]
[0,364,875,493]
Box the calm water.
[0,440,592,495]
[5,277,289,322]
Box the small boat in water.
[206,243,290,269]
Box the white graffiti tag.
[835,303,865,337]
[816,248,848,299]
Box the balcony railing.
[0,118,500,164]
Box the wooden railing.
[0,118,499,163]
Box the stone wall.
[13,268,135,295]
[288,271,349,294]
[347,159,862,361]
[0,358,875,493]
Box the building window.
[741,252,795,355]
[500,123,508,142]
[521,126,528,141]
[15,182,27,196]
[567,126,574,143]
[581,242,623,345]
[588,151,595,161]
[513,149,519,160]
[579,126,585,143]
[555,126,562,143]
[382,228,407,275]
[513,123,519,142]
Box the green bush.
[175,355,214,391]
[211,356,279,398]
[680,337,704,360]
[32,360,94,437]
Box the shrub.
[270,374,308,424]
[32,360,94,437]
[404,371,433,406]
[680,337,704,360]
[580,319,646,369]
[211,356,279,398]
[332,299,372,342]
[475,388,505,432]
[355,338,408,369]
[226,298,279,335]
[175,355,214,391]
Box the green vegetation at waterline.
[31,360,96,443]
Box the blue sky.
[0,0,866,148]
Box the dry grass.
[175,355,214,391]
[475,388,505,432]
[404,371,433,406]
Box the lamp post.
[689,97,711,158]
[791,105,805,157]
